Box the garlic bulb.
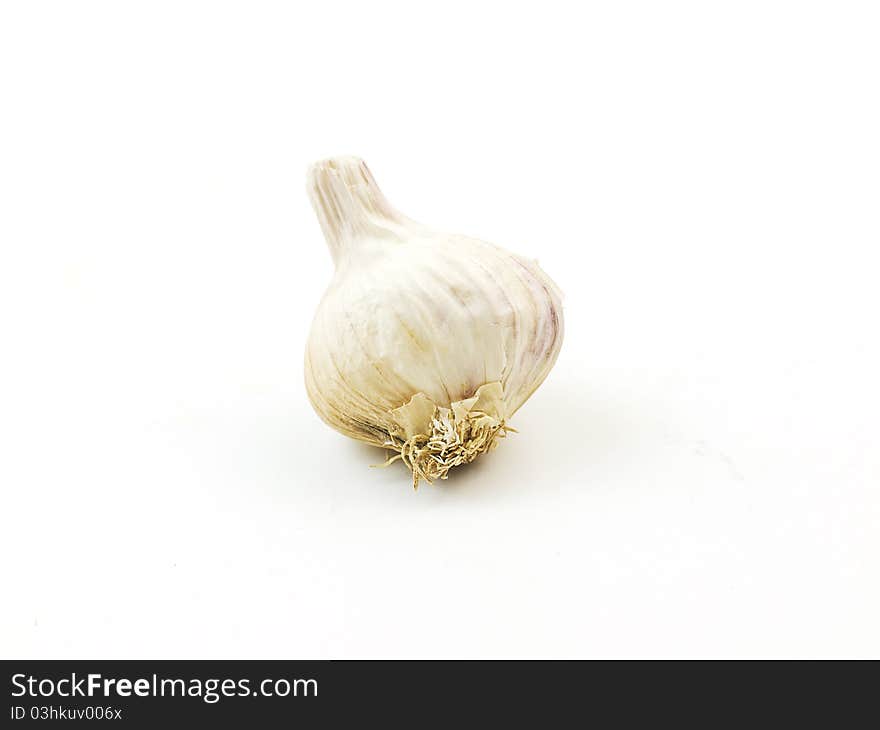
[305,157,564,487]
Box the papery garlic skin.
[304,157,563,486]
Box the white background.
[1,1,878,659]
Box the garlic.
[304,156,564,487]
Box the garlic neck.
[307,156,400,265]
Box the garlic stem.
[306,157,400,265]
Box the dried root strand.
[379,407,513,489]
